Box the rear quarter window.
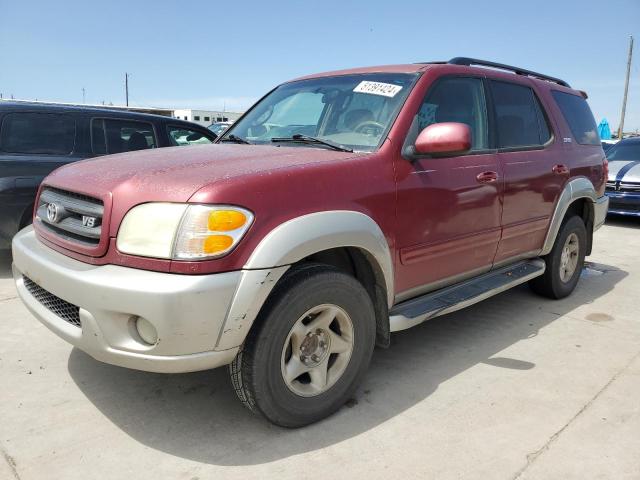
[551,91,600,145]
[0,112,76,155]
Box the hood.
[608,160,640,183]
[41,143,359,245]
[45,143,357,202]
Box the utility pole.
[618,35,634,139]
[125,72,129,106]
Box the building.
[172,109,243,127]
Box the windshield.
[606,141,640,161]
[222,73,419,152]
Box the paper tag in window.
[353,81,403,98]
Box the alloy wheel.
[280,304,354,397]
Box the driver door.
[393,76,503,300]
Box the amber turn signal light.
[208,210,247,231]
[203,234,234,254]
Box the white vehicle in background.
[208,121,233,137]
[169,128,215,146]
[601,139,619,152]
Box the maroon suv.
[12,57,608,427]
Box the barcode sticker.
[353,81,403,98]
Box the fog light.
[135,317,158,345]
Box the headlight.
[116,203,254,260]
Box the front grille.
[606,180,640,193]
[37,187,104,246]
[23,276,81,327]
[619,182,640,193]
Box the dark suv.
[0,102,217,249]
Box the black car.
[0,101,217,249]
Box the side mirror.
[414,122,471,156]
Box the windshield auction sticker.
[353,81,403,98]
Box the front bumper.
[12,227,254,373]
[605,191,640,217]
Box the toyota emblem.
[46,202,60,223]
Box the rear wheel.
[229,264,376,427]
[530,215,586,299]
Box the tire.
[229,263,376,427]
[530,215,587,299]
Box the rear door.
[488,79,562,265]
[0,111,82,242]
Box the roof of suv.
[0,100,201,127]
[293,57,572,90]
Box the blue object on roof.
[598,118,611,140]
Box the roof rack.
[446,57,570,88]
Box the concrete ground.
[1,218,639,480]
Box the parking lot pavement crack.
[511,349,640,480]
[1,447,20,480]
[0,296,18,303]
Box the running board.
[389,259,545,332]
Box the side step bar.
[389,259,546,332]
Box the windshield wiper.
[220,134,252,145]
[271,134,353,153]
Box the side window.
[0,113,76,155]
[91,119,156,154]
[167,126,214,146]
[551,91,600,145]
[413,77,488,150]
[533,95,551,143]
[490,81,551,148]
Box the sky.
[1,0,639,131]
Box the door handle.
[552,164,569,175]
[476,171,498,183]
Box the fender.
[215,211,394,351]
[541,177,598,256]
[245,210,394,301]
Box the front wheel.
[229,264,376,427]
[530,215,587,299]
